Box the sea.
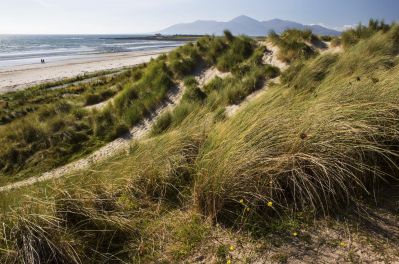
[0,35,183,68]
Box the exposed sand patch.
[0,48,174,94]
[321,41,344,54]
[261,41,289,71]
[188,208,399,263]
[196,66,232,88]
[84,97,114,111]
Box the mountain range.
[158,15,341,36]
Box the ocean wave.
[0,35,186,66]
[0,47,96,60]
[101,41,180,47]
[65,37,84,40]
[126,44,181,50]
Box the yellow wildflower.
[292,232,298,237]
[245,207,250,212]
[267,201,273,207]
[239,199,244,204]
[339,242,347,247]
[226,259,232,264]
[229,245,235,251]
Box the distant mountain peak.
[158,16,341,36]
[230,15,260,23]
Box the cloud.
[342,24,356,30]
[31,0,51,8]
[328,24,356,31]
[315,22,328,27]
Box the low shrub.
[84,93,101,106]
[269,29,319,63]
[168,45,202,78]
[93,108,117,139]
[203,76,225,94]
[216,36,254,71]
[341,19,392,48]
[197,36,227,64]
[182,77,206,103]
[151,111,173,135]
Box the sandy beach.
[0,47,174,94]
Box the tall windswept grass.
[281,52,339,91]
[0,102,93,177]
[113,59,174,126]
[0,30,258,182]
[195,25,399,225]
[2,26,399,262]
[168,43,202,78]
[0,66,145,180]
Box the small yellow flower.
[339,242,347,247]
[239,199,244,204]
[226,259,232,264]
[267,201,273,207]
[245,207,250,212]
[292,232,298,237]
[229,245,235,251]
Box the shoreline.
[0,47,175,94]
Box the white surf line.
[0,83,185,192]
[0,49,175,95]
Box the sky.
[0,0,398,34]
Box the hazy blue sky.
[0,0,398,34]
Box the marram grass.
[1,25,399,263]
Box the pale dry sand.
[321,41,344,54]
[0,48,174,94]
[261,41,289,71]
[195,66,232,88]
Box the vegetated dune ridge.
[1,24,399,263]
[0,42,285,192]
[0,65,239,192]
[0,82,185,192]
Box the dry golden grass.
[1,26,399,263]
